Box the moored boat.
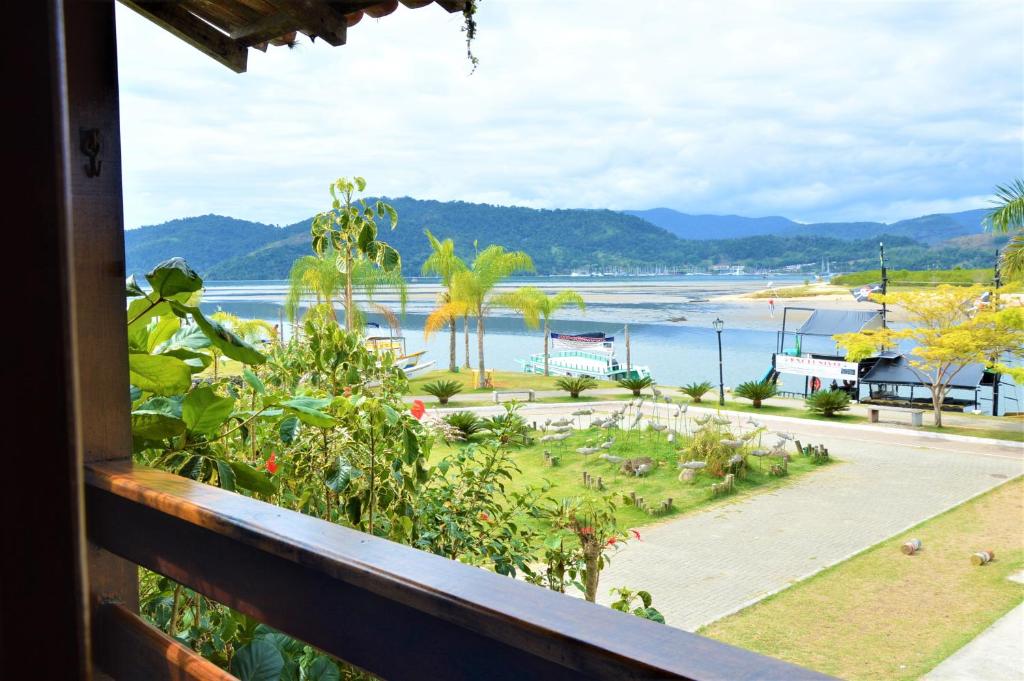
[515,331,649,381]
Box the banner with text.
[774,354,859,380]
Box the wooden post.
[624,324,631,373]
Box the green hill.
[123,198,1003,279]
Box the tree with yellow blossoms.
[835,285,1024,427]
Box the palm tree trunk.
[448,316,457,372]
[543,319,550,376]
[477,313,486,388]
[463,314,471,369]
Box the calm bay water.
[200,274,841,390]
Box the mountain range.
[623,207,989,244]
[124,199,1002,279]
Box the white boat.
[515,332,650,381]
[365,335,435,377]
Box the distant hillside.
[124,199,1000,280]
[622,209,797,240]
[627,207,989,245]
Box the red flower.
[579,526,594,536]
[479,512,491,522]
[265,452,278,475]
[630,529,641,541]
[606,536,617,546]
[410,399,425,420]
[343,386,352,397]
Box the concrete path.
[923,604,1024,681]
[430,401,1023,631]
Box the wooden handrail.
[85,461,833,680]
[93,602,238,681]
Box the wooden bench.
[493,389,536,403]
[867,405,925,427]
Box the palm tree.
[285,251,407,332]
[425,245,534,388]
[492,286,585,375]
[209,311,276,379]
[421,231,466,372]
[985,178,1024,278]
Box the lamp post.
[713,317,725,406]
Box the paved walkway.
[430,401,1023,631]
[923,604,1024,681]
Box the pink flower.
[630,529,641,541]
[606,536,617,546]
[410,399,426,420]
[579,526,594,536]
[265,452,278,475]
[479,512,491,522]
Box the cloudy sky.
[116,0,1023,228]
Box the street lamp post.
[713,317,725,406]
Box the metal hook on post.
[80,128,102,177]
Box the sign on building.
[774,354,859,380]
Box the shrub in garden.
[555,375,598,398]
[609,587,665,624]
[617,375,653,396]
[421,379,463,404]
[479,403,533,448]
[733,379,778,408]
[443,410,484,439]
[680,380,714,403]
[806,389,851,417]
[688,425,743,477]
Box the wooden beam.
[120,1,248,73]
[268,0,348,46]
[3,1,92,677]
[94,603,239,681]
[434,0,468,12]
[86,461,835,681]
[229,11,298,46]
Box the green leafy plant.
[443,410,484,440]
[479,402,532,448]
[421,379,463,405]
[680,381,714,403]
[555,375,598,398]
[733,379,778,408]
[617,376,653,396]
[609,587,666,624]
[805,389,851,417]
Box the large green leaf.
[128,353,192,396]
[146,315,181,353]
[156,324,212,353]
[306,657,340,681]
[145,257,203,299]
[126,274,145,298]
[278,416,300,444]
[131,410,186,440]
[281,397,336,428]
[242,367,265,394]
[160,347,212,373]
[228,461,276,496]
[214,459,236,491]
[182,386,234,435]
[377,242,401,272]
[230,639,283,681]
[178,304,266,366]
[325,456,362,493]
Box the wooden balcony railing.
[85,461,833,680]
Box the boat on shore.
[365,334,435,377]
[516,331,649,381]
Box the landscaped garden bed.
[432,408,836,529]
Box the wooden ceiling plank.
[121,1,248,73]
[230,12,297,45]
[364,1,399,19]
[267,0,349,46]
[433,0,467,12]
[398,0,436,8]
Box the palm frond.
[985,178,1024,234]
[1000,232,1024,279]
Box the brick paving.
[430,401,1023,631]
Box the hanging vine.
[463,0,480,73]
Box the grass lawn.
[409,369,620,395]
[435,426,833,530]
[701,478,1024,681]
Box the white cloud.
[117,0,1023,228]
